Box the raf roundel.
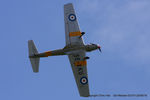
[68,14,76,21]
[80,77,88,85]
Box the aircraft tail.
[28,40,40,73]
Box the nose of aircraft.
[97,44,102,52]
[97,45,100,49]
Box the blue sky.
[0,0,150,100]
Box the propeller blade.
[99,48,102,53]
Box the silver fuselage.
[31,44,99,58]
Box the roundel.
[80,77,88,85]
[68,14,76,21]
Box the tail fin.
[28,40,40,73]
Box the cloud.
[78,0,150,64]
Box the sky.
[0,0,150,100]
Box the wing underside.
[64,3,89,97]
[64,3,84,46]
[68,50,89,97]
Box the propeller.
[98,47,102,52]
[97,45,102,53]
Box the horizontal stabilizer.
[28,40,40,72]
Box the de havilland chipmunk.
[28,3,101,97]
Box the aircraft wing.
[64,3,84,46]
[68,50,90,97]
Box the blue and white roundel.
[80,77,88,85]
[68,14,76,21]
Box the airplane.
[28,3,101,97]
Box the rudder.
[28,40,40,72]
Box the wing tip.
[64,3,73,7]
